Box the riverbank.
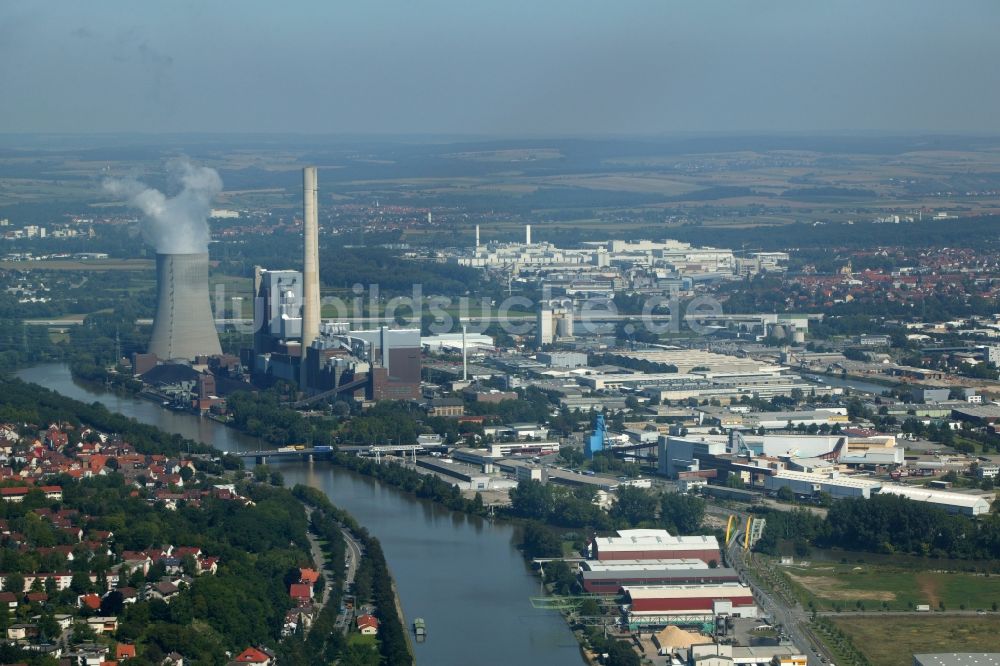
[391,578,416,658]
[1,368,414,665]
[15,363,587,665]
[294,485,414,665]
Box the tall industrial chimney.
[475,224,480,249]
[462,323,468,381]
[148,253,222,360]
[301,167,321,389]
[525,224,531,245]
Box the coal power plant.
[248,166,421,400]
[147,252,223,360]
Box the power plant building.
[307,325,421,400]
[253,268,303,350]
[247,166,420,401]
[148,253,222,361]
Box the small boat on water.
[413,617,426,638]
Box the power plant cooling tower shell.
[148,253,223,360]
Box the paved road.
[302,506,333,610]
[341,526,363,589]
[727,537,829,666]
[334,525,364,634]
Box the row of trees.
[509,480,706,535]
[227,389,325,446]
[292,485,412,666]
[757,494,1000,562]
[332,451,488,517]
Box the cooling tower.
[148,252,222,360]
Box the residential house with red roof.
[356,614,379,635]
[288,583,312,602]
[232,646,274,665]
[79,594,101,611]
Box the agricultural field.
[780,559,1000,611]
[831,616,1000,666]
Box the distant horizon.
[4,1,999,135]
[3,130,1000,142]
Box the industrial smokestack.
[301,167,320,389]
[148,253,222,360]
[462,323,468,381]
[525,224,531,245]
[475,224,480,249]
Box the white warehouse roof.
[582,558,709,572]
[879,485,992,514]
[595,529,719,553]
[623,583,751,600]
[772,470,882,490]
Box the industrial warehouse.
[621,583,758,623]
[581,561,740,595]
[591,529,722,564]
[566,528,763,634]
[658,431,993,515]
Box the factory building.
[580,558,708,572]
[536,351,589,368]
[658,436,727,477]
[878,485,992,516]
[536,300,574,347]
[764,470,881,500]
[421,332,494,354]
[591,529,720,564]
[621,583,758,622]
[581,562,739,595]
[659,433,904,480]
[746,409,849,431]
[690,644,807,666]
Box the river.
[15,364,583,666]
[801,372,892,395]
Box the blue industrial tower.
[586,413,609,459]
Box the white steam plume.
[104,158,222,255]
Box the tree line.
[757,494,1000,562]
[292,485,412,666]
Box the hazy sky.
[2,0,999,135]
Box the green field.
[780,560,1000,611]
[832,616,1000,666]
